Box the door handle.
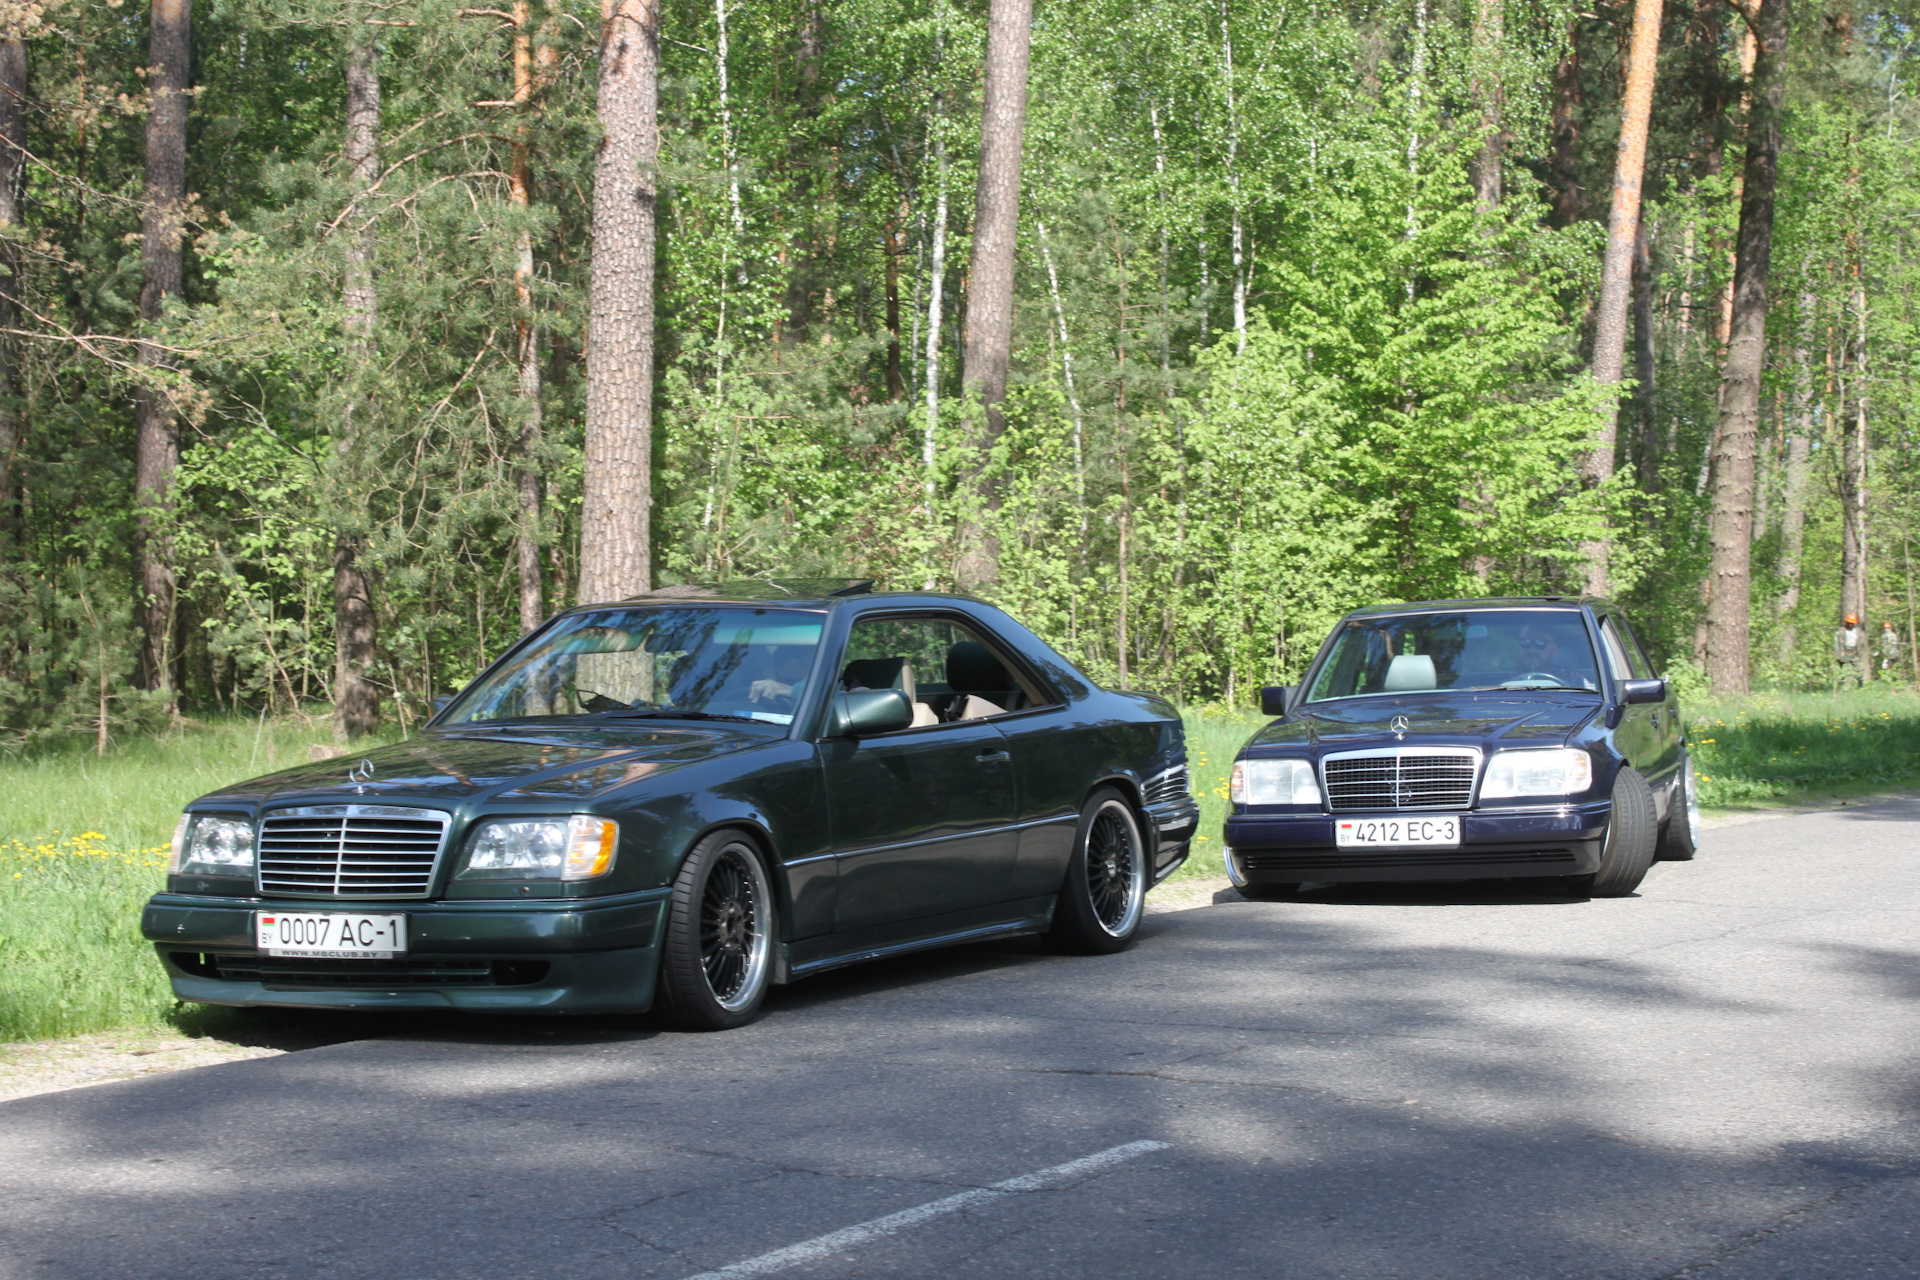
[976,749,1010,764]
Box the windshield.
[442,607,826,726]
[1304,609,1601,701]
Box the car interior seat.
[1382,654,1437,692]
[945,641,1024,720]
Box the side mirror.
[1260,686,1294,717]
[831,688,914,737]
[428,695,455,720]
[1621,678,1667,705]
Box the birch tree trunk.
[953,0,1032,592]
[922,98,947,513]
[133,0,191,700]
[1839,274,1869,626]
[1036,219,1086,530]
[333,30,382,741]
[0,23,25,539]
[1705,0,1789,695]
[1776,296,1814,647]
[580,0,659,603]
[1580,0,1663,596]
[1221,0,1247,354]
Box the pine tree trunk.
[1468,0,1505,211]
[334,31,382,741]
[0,28,25,537]
[133,0,191,700]
[1580,0,1663,596]
[1632,214,1658,490]
[579,0,659,602]
[1704,0,1789,695]
[510,0,546,634]
[952,0,1032,592]
[1547,21,1582,227]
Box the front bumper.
[1223,800,1610,883]
[1146,797,1201,881]
[142,888,669,1013]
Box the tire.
[1656,753,1699,862]
[1565,766,1657,898]
[654,830,777,1030]
[1046,789,1149,955]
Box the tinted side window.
[1597,618,1635,681]
[840,615,1048,726]
[1616,618,1658,679]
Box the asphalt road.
[4,799,1919,1280]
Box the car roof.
[1343,596,1606,618]
[567,580,989,612]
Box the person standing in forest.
[1834,613,1866,691]
[1879,620,1902,679]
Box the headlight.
[1480,748,1593,799]
[170,813,255,875]
[457,816,618,881]
[1230,758,1322,806]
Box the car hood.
[1247,691,1600,752]
[193,722,777,809]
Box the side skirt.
[776,899,1055,984]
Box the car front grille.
[257,805,450,898]
[1143,764,1192,806]
[1321,750,1478,811]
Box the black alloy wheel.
[1047,789,1148,954]
[656,830,776,1030]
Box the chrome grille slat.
[1321,749,1479,812]
[257,804,450,898]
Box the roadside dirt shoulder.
[0,1030,284,1103]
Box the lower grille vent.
[1144,764,1192,806]
[174,953,550,989]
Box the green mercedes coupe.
[143,582,1198,1028]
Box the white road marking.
[680,1140,1171,1279]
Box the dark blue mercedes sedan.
[1223,597,1697,898]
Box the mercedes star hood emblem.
[1390,715,1410,739]
[349,758,376,793]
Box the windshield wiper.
[595,709,767,724]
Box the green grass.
[0,714,388,1042]
[1685,687,1920,809]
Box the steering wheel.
[1502,672,1564,687]
[755,691,795,713]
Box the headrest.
[947,641,1012,694]
[843,656,907,694]
[1382,654,1437,692]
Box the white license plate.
[1335,816,1460,847]
[256,911,407,959]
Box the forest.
[0,0,1915,748]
